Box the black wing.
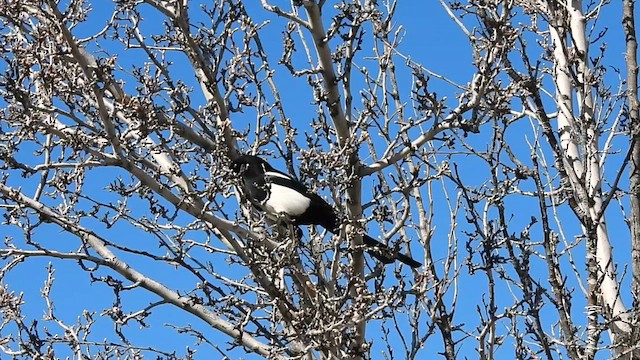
[264,170,310,195]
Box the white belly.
[263,183,311,216]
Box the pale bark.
[548,1,629,342]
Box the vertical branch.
[302,1,366,355]
[624,0,640,305]
[532,153,583,359]
[545,1,630,346]
[622,0,640,355]
[569,0,630,338]
[302,2,349,138]
[547,5,604,357]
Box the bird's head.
[231,154,271,177]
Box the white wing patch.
[264,171,293,180]
[263,182,311,216]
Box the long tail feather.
[363,235,421,268]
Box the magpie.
[231,154,421,268]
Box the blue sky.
[0,1,635,359]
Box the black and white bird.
[231,154,421,268]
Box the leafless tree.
[0,0,638,359]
